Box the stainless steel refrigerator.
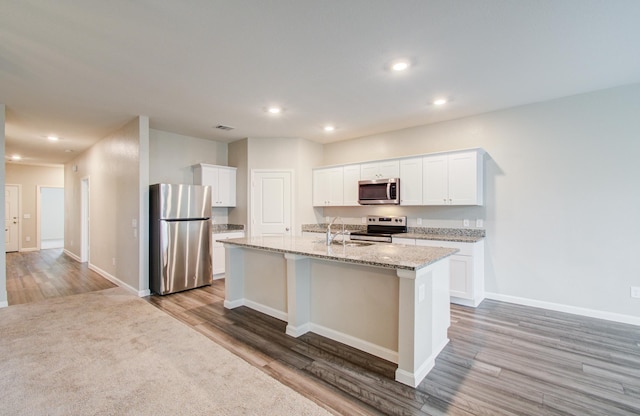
[150,183,212,295]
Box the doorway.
[5,185,20,252]
[250,170,293,237]
[38,186,64,249]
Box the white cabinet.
[313,167,344,206]
[360,160,400,180]
[423,150,483,206]
[392,236,485,307]
[399,157,423,206]
[193,164,237,207]
[343,164,361,206]
[212,231,245,277]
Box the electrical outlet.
[417,218,422,226]
[476,219,484,228]
[631,287,640,299]
[361,217,366,224]
[112,258,116,266]
[463,219,470,227]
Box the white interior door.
[251,170,292,237]
[5,185,20,252]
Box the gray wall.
[0,104,5,306]
[65,117,148,294]
[322,84,640,319]
[149,129,227,184]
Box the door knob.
[285,227,290,231]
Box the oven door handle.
[386,182,391,200]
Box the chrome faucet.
[326,216,349,245]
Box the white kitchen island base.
[222,237,455,388]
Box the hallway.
[6,248,115,305]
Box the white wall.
[40,187,64,241]
[0,104,6,307]
[65,117,148,295]
[229,137,323,235]
[322,84,640,320]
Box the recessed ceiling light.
[11,155,21,161]
[47,135,59,141]
[323,125,335,132]
[267,106,282,114]
[433,98,448,106]
[391,60,410,71]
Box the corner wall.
[322,84,640,320]
[65,117,149,295]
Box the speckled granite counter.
[302,224,485,243]
[221,235,457,271]
[212,224,245,233]
[223,235,455,387]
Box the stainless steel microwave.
[358,178,400,205]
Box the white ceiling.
[2,1,640,165]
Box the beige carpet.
[0,288,332,415]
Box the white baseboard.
[19,247,38,252]
[286,323,311,338]
[395,337,449,387]
[309,323,399,364]
[485,292,640,326]
[243,299,288,321]
[63,249,81,262]
[88,263,147,298]
[224,299,244,309]
[0,300,7,308]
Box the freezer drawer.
[150,219,212,295]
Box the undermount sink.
[331,240,374,247]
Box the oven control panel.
[366,216,407,226]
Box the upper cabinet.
[399,157,423,206]
[423,150,484,206]
[312,148,485,207]
[342,164,361,206]
[193,163,237,207]
[313,167,344,206]
[360,160,400,180]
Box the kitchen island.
[221,236,458,387]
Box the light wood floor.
[6,248,116,305]
[146,281,640,416]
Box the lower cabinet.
[392,237,485,307]
[212,231,245,278]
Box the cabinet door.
[448,151,479,205]
[327,167,344,206]
[378,160,400,179]
[448,255,473,299]
[360,162,380,181]
[343,165,360,206]
[422,155,449,205]
[399,158,422,205]
[217,167,236,207]
[313,167,343,206]
[194,165,219,188]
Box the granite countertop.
[301,224,485,243]
[219,236,458,271]
[212,224,245,233]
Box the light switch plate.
[417,218,422,225]
[476,219,484,228]
[463,219,470,227]
[631,287,640,299]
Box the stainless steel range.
[349,215,407,243]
